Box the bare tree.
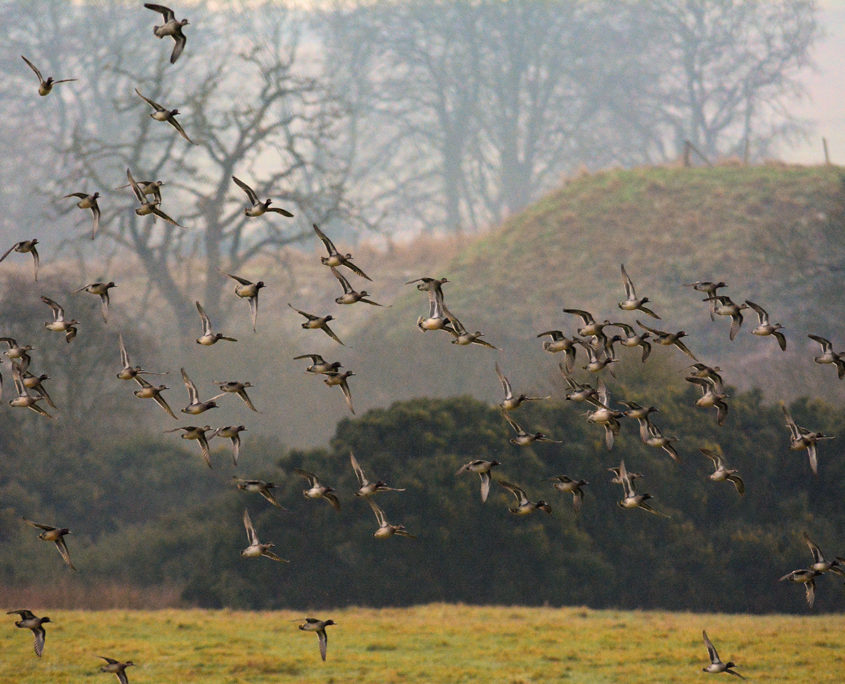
[625,0,818,160]
[2,1,354,335]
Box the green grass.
[2,604,844,682]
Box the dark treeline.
[2,386,842,613]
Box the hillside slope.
[350,164,845,408]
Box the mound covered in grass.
[349,165,845,408]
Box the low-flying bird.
[241,508,287,562]
[687,363,726,394]
[700,448,744,494]
[98,656,135,684]
[607,322,651,362]
[803,532,845,577]
[406,276,448,295]
[164,425,213,468]
[1,337,33,373]
[21,55,76,96]
[74,281,116,323]
[807,334,845,379]
[117,333,167,381]
[415,282,453,332]
[615,460,668,517]
[0,239,39,280]
[701,630,744,678]
[779,568,820,607]
[618,264,660,318]
[115,177,165,204]
[443,308,497,349]
[572,338,618,375]
[537,330,578,371]
[295,468,340,509]
[6,610,51,657]
[550,475,588,514]
[585,379,624,450]
[562,308,612,339]
[132,375,177,419]
[684,280,726,320]
[224,272,264,332]
[496,362,549,411]
[232,477,286,509]
[705,295,748,341]
[180,367,226,414]
[456,459,499,503]
[618,400,658,422]
[686,376,729,426]
[22,518,76,570]
[313,223,371,280]
[330,266,382,306]
[135,88,195,143]
[497,479,552,516]
[780,403,834,475]
[41,295,78,342]
[323,370,355,413]
[745,300,786,350]
[125,168,182,227]
[64,191,101,239]
[22,371,55,409]
[195,301,237,345]
[214,380,258,412]
[212,425,246,466]
[8,367,51,418]
[232,176,294,218]
[367,498,415,539]
[560,367,597,403]
[637,417,680,463]
[608,465,644,486]
[637,319,697,360]
[502,411,560,447]
[288,304,344,345]
[293,353,342,375]
[144,3,189,64]
[350,452,406,497]
[298,618,335,661]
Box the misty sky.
[781,0,845,163]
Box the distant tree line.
[2,388,842,613]
[322,0,818,234]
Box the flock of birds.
[1,3,843,681]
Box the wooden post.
[823,137,830,165]
[683,139,713,167]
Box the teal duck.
[701,630,744,678]
[21,55,76,96]
[0,239,39,280]
[456,459,499,502]
[22,518,75,569]
[135,88,195,143]
[241,508,288,562]
[144,4,188,63]
[74,281,116,323]
[232,176,294,218]
[618,264,660,318]
[299,618,335,661]
[6,610,50,657]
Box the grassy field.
[2,604,844,682]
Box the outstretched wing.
[232,176,259,205]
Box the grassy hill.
[349,164,845,410]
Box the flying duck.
[144,3,189,64]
